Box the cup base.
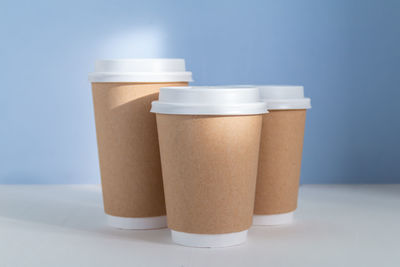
[106,214,167,230]
[253,211,294,226]
[171,230,247,248]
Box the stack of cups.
[88,59,192,229]
[254,86,311,225]
[151,86,268,247]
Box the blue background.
[1,0,399,184]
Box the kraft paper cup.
[88,59,192,229]
[151,86,268,247]
[254,85,311,226]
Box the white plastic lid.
[258,85,311,110]
[88,58,193,82]
[151,86,268,115]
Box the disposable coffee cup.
[254,85,311,226]
[88,59,192,229]
[151,86,268,247]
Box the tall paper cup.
[151,86,268,247]
[88,59,192,229]
[254,85,311,226]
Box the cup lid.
[88,58,193,82]
[151,86,268,115]
[258,85,311,110]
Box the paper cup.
[152,86,268,247]
[89,59,192,229]
[254,85,311,226]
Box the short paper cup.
[152,86,268,247]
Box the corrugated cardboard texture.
[254,110,307,215]
[156,114,262,234]
[91,82,187,218]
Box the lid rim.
[89,58,192,82]
[88,72,193,82]
[266,98,311,110]
[258,85,309,101]
[151,86,268,115]
[151,102,268,115]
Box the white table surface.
[0,184,399,267]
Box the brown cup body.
[91,82,188,218]
[254,109,307,215]
[156,114,262,234]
